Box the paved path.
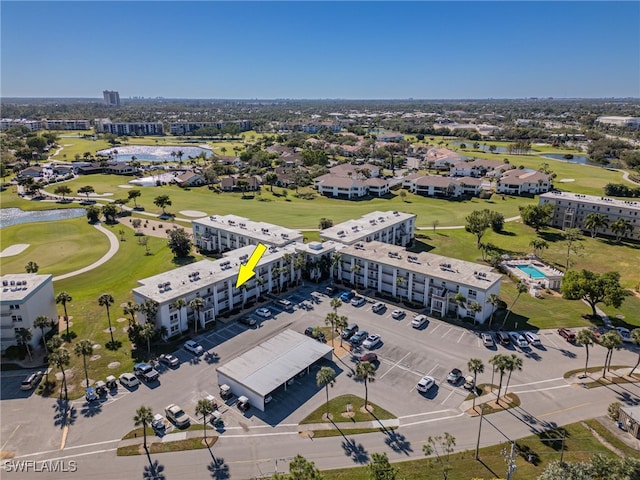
[52,223,120,282]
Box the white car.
[165,404,190,428]
[184,340,204,355]
[411,314,428,328]
[391,309,405,319]
[481,332,495,347]
[351,296,366,307]
[362,334,381,350]
[524,331,542,346]
[509,332,529,349]
[159,353,180,366]
[416,375,435,393]
[151,413,166,431]
[616,327,632,343]
[256,308,272,318]
[119,372,140,388]
[372,302,385,313]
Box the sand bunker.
[0,244,29,257]
[180,210,207,217]
[558,178,575,183]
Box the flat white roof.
[341,241,501,291]
[217,329,333,397]
[540,191,640,210]
[321,211,415,244]
[0,274,52,302]
[133,243,297,303]
[193,214,303,246]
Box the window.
[12,315,23,323]
[170,324,180,334]
[9,304,20,310]
[170,313,179,324]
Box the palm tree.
[25,261,39,273]
[467,358,484,411]
[584,213,609,238]
[176,150,184,163]
[56,291,72,341]
[330,252,342,279]
[576,329,597,377]
[355,361,377,410]
[16,328,33,361]
[34,316,52,353]
[502,354,523,400]
[133,405,154,451]
[351,263,362,290]
[47,335,63,352]
[49,347,70,401]
[610,218,633,242]
[501,282,527,329]
[74,339,93,388]
[330,297,342,315]
[335,315,349,348]
[170,151,177,162]
[293,254,305,285]
[630,329,640,376]
[453,292,466,320]
[325,312,338,349]
[468,301,482,326]
[529,239,548,258]
[98,293,116,345]
[171,298,187,333]
[140,323,155,354]
[395,277,405,301]
[487,294,501,329]
[316,366,336,418]
[189,297,205,334]
[195,398,214,446]
[121,301,139,327]
[489,354,508,403]
[600,330,623,379]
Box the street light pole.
[475,403,484,460]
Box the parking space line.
[441,326,453,338]
[430,324,442,335]
[456,331,466,343]
[544,333,561,348]
[440,388,456,405]
[379,352,411,380]
[426,363,440,376]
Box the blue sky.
[1,1,638,99]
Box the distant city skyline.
[1,1,639,100]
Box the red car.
[359,352,378,363]
[557,328,576,342]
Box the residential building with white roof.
[320,211,415,247]
[0,274,56,353]
[539,191,639,239]
[496,170,552,195]
[192,215,303,252]
[336,241,501,323]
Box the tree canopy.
[167,227,192,257]
[519,204,554,232]
[561,269,628,318]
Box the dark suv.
[134,362,160,382]
[341,323,359,340]
[496,331,511,346]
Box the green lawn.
[299,395,396,424]
[322,421,628,480]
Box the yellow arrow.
[235,243,267,289]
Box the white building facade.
[0,274,57,353]
[320,211,416,247]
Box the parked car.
[256,308,272,318]
[416,375,435,393]
[237,396,250,411]
[304,326,326,343]
[362,334,381,350]
[372,302,385,313]
[481,332,495,348]
[20,371,43,390]
[340,291,355,302]
[446,368,463,384]
[359,352,378,363]
[325,286,336,295]
[524,331,542,346]
[151,413,166,431]
[341,323,359,339]
[351,296,366,307]
[391,309,405,319]
[616,327,632,343]
[277,299,292,309]
[184,340,204,355]
[158,353,179,367]
[496,331,511,346]
[349,330,369,346]
[557,328,576,343]
[464,375,476,390]
[411,314,428,328]
[509,332,529,349]
[165,404,190,428]
[588,326,605,342]
[134,362,160,382]
[119,372,140,388]
[238,316,257,327]
[85,386,98,402]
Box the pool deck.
[501,258,564,289]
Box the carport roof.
[217,329,333,397]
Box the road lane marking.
[399,409,455,419]
[509,377,564,388]
[401,411,465,427]
[538,402,591,418]
[512,384,571,395]
[379,352,411,380]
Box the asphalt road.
[2,282,639,479]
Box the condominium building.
[169,120,252,135]
[192,215,303,252]
[132,244,300,336]
[596,116,640,128]
[42,119,91,130]
[94,118,163,136]
[0,274,57,353]
[539,191,639,240]
[0,119,42,131]
[335,241,501,323]
[320,211,416,247]
[496,170,552,195]
[103,90,121,107]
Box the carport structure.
[217,329,333,411]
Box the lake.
[541,153,602,166]
[96,145,213,162]
[0,207,86,229]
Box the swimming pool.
[516,264,546,279]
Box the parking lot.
[3,281,638,458]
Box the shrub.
[608,401,621,421]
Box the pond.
[541,153,603,166]
[0,207,86,229]
[96,145,213,163]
